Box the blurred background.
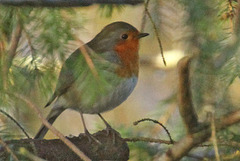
[1,0,240,160]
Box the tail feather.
[34,107,65,139]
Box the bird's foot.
[82,130,102,145]
[105,125,120,145]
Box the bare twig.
[133,118,174,144]
[124,137,173,144]
[75,38,99,80]
[216,109,240,130]
[0,109,30,139]
[0,136,19,161]
[0,0,144,7]
[124,136,240,148]
[159,109,240,161]
[210,113,220,161]
[140,0,150,32]
[144,0,166,66]
[8,93,91,161]
[152,104,177,135]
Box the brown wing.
[45,49,85,107]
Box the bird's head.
[88,21,149,77]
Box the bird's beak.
[137,33,149,39]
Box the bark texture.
[0,130,129,161]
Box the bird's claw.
[82,130,102,145]
[105,125,120,145]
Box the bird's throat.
[114,39,139,78]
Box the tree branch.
[0,130,129,161]
[8,92,91,161]
[159,57,240,161]
[177,56,198,134]
[0,0,143,7]
[159,109,240,161]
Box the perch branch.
[0,0,143,7]
[8,93,91,161]
[0,130,129,161]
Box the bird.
[34,21,149,140]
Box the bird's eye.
[121,34,128,40]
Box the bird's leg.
[98,113,120,144]
[80,112,101,145]
[98,113,112,134]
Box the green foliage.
[0,6,84,138]
[0,0,240,160]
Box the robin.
[34,21,149,140]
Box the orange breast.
[114,38,139,78]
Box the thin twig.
[0,136,19,161]
[140,0,150,32]
[210,112,221,161]
[159,107,240,160]
[124,136,173,144]
[152,104,177,135]
[133,118,174,144]
[75,38,99,80]
[144,0,166,66]
[0,109,30,139]
[8,92,91,161]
